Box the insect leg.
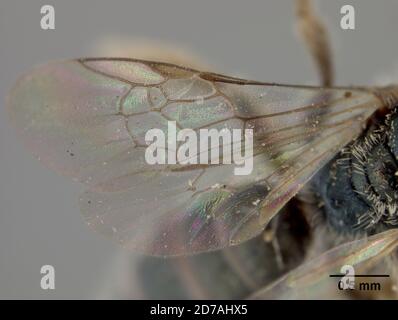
[296,0,334,86]
[263,217,285,271]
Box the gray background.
[0,0,398,299]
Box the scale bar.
[329,274,389,278]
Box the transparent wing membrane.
[7,58,384,255]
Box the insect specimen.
[6,0,398,298]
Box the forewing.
[7,58,382,255]
[250,229,398,299]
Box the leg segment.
[296,0,334,86]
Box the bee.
[6,0,398,298]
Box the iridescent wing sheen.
[7,58,382,255]
[250,229,398,299]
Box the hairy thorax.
[315,108,398,235]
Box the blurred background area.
[1,0,398,299]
